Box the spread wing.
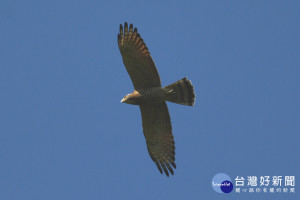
[139,102,176,176]
[118,22,161,89]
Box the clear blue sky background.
[0,1,299,200]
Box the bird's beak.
[120,98,124,103]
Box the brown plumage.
[118,23,161,89]
[118,22,195,177]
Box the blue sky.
[0,1,299,199]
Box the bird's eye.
[124,95,127,98]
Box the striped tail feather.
[164,77,195,106]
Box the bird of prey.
[118,22,195,177]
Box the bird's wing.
[118,22,161,89]
[139,102,176,176]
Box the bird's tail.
[164,77,195,106]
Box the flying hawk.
[118,22,195,177]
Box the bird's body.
[137,87,167,103]
[122,87,170,105]
[118,22,195,177]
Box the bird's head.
[120,91,140,105]
[121,94,130,103]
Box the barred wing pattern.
[118,22,177,176]
[139,102,176,176]
[118,22,161,89]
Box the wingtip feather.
[120,24,123,35]
[155,161,163,174]
[166,163,174,175]
[124,22,128,36]
[129,24,133,33]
